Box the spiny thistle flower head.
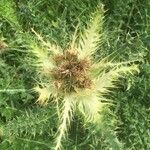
[51,49,92,93]
[28,5,139,150]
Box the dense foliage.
[0,0,150,150]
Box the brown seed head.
[51,49,93,93]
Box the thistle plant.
[27,6,139,150]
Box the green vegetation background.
[0,0,150,149]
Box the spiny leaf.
[34,86,52,106]
[78,95,106,123]
[54,95,75,150]
[77,5,105,59]
[31,28,62,55]
[94,65,139,94]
